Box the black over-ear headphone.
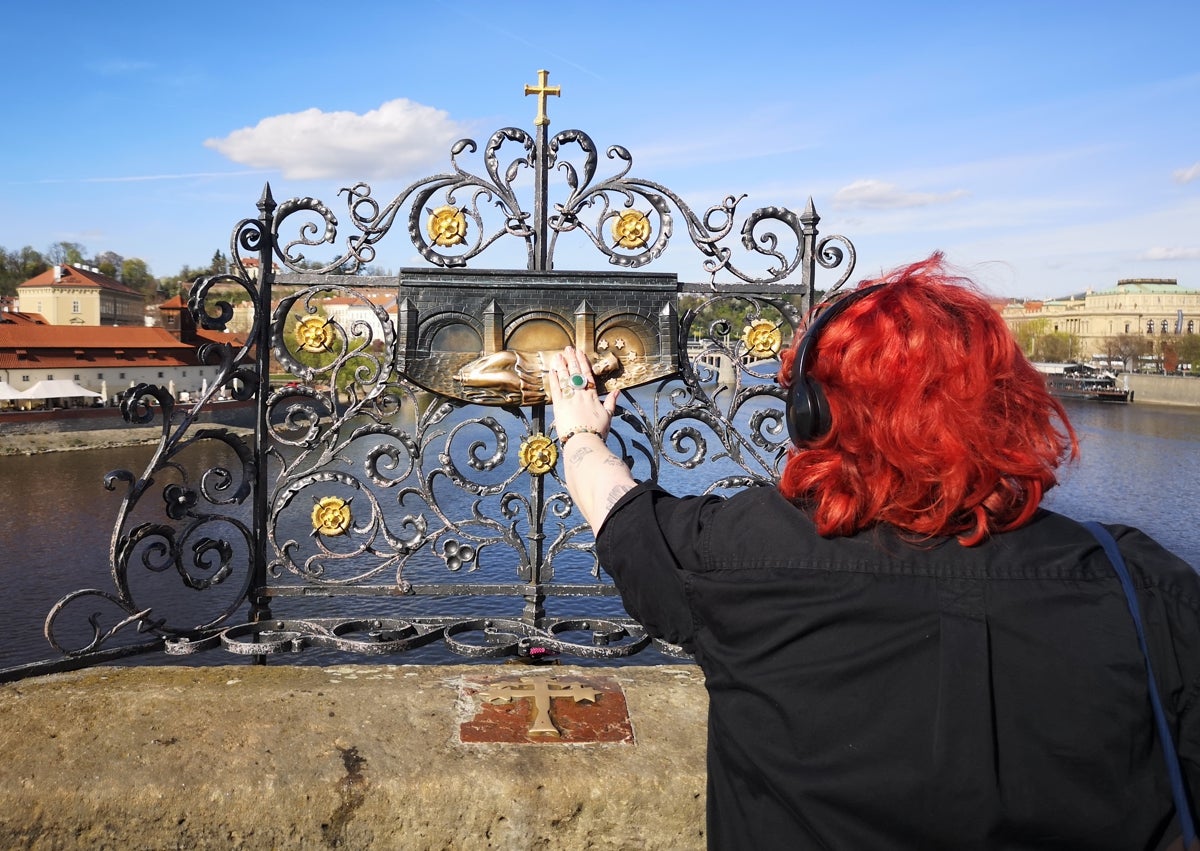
[786,284,885,446]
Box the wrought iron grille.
[36,72,856,672]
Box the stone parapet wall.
[0,664,707,850]
[1126,374,1200,407]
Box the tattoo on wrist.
[568,446,595,466]
[602,483,635,512]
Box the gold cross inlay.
[480,676,599,736]
[523,69,561,127]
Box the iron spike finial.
[801,197,818,228]
[258,183,276,216]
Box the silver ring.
[569,374,586,388]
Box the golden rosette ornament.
[295,316,335,354]
[428,205,468,247]
[611,209,652,250]
[518,434,558,476]
[311,496,352,537]
[742,320,782,360]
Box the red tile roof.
[18,264,144,297]
[0,311,48,325]
[0,324,243,370]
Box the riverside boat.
[1035,363,1133,404]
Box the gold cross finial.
[524,69,561,127]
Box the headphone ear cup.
[785,283,884,448]
[786,375,829,445]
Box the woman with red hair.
[548,253,1199,850]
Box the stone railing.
[0,663,708,850]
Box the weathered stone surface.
[0,664,708,850]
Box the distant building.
[16,264,145,327]
[319,291,397,346]
[1001,278,1200,365]
[0,296,243,408]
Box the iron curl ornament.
[267,119,823,285]
[19,72,864,679]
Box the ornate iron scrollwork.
[34,72,856,674]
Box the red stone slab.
[459,673,634,744]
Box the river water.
[2,399,1198,672]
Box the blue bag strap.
[1083,521,1196,848]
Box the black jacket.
[597,482,1200,850]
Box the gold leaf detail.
[428,205,468,247]
[518,434,558,476]
[742,320,782,360]
[312,496,352,536]
[611,210,652,250]
[294,316,334,354]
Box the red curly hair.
[777,253,1078,546]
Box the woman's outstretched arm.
[545,346,636,530]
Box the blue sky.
[2,0,1198,299]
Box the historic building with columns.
[1001,278,1200,367]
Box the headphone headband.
[786,284,885,446]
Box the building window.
[1162,320,1169,333]
[1189,320,1195,334]
[182,371,187,377]
[72,300,80,313]
[157,372,164,378]
[1147,320,1155,334]
[21,375,28,382]
[74,374,80,381]
[1124,323,1131,334]
[119,372,125,379]
[97,373,103,378]
[47,374,54,380]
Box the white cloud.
[1140,246,1200,261]
[205,99,470,181]
[832,179,969,210]
[1173,162,1200,184]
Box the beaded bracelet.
[559,426,604,448]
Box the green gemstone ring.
[569,374,586,388]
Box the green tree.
[120,257,156,295]
[1164,334,1200,374]
[46,241,86,266]
[209,250,230,275]
[680,293,805,344]
[1011,318,1048,358]
[159,262,210,296]
[94,250,124,278]
[1101,334,1152,371]
[0,245,48,298]
[1036,331,1076,363]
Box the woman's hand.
[545,346,618,441]
[546,346,635,530]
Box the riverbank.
[0,400,256,456]
[0,425,255,456]
[1,426,163,456]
